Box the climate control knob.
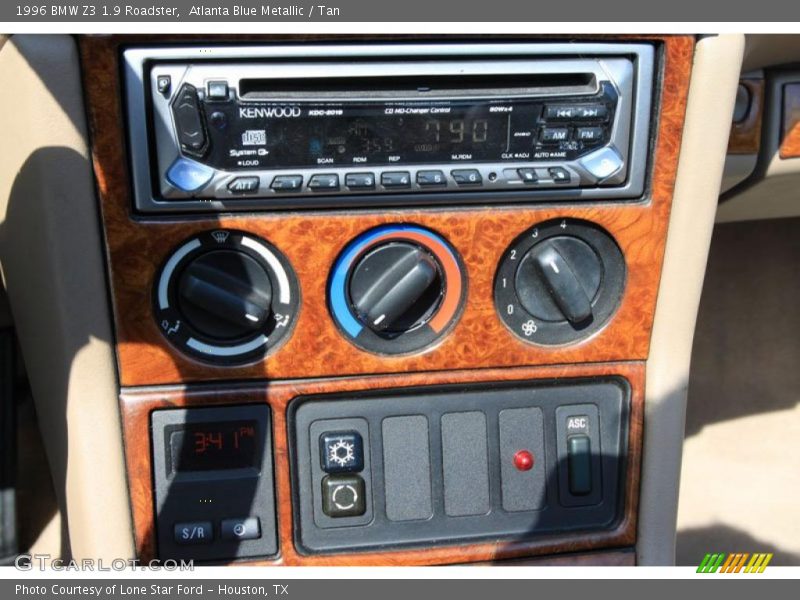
[495,219,625,345]
[329,225,465,355]
[154,230,300,364]
[349,241,443,335]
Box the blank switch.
[382,416,433,522]
[441,412,490,517]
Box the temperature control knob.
[495,219,625,345]
[329,225,466,355]
[154,230,300,364]
[349,242,443,335]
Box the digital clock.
[168,420,259,472]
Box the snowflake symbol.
[328,439,355,467]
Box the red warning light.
[513,450,535,471]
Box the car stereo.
[123,43,655,212]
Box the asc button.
[227,176,259,194]
[173,521,213,545]
[416,170,447,186]
[220,517,261,541]
[567,435,592,495]
[308,174,340,191]
[451,169,482,185]
[381,171,412,188]
[345,172,376,189]
[270,175,303,191]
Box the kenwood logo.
[239,106,302,119]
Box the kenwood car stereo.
[123,43,655,212]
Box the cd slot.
[238,72,597,101]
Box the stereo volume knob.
[349,242,443,335]
[177,250,273,340]
[155,230,300,364]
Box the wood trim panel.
[779,82,800,159]
[79,35,694,387]
[474,548,636,566]
[121,361,644,565]
[728,78,764,155]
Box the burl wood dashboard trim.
[79,35,694,387]
[728,78,765,155]
[121,361,644,565]
[779,82,800,159]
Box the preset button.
[451,169,483,185]
[345,172,376,189]
[381,171,412,188]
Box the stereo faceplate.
[123,43,655,213]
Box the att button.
[227,176,260,194]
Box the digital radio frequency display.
[203,98,607,170]
[168,420,259,472]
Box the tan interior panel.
[0,34,134,560]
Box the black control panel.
[289,379,629,554]
[151,405,279,561]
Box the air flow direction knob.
[177,249,273,341]
[154,230,300,364]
